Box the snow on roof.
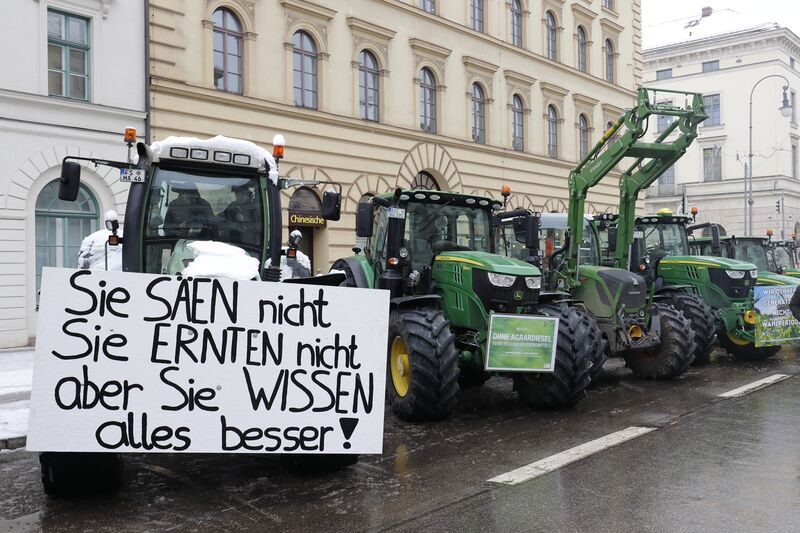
[644,7,778,50]
[150,135,279,184]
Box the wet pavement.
[1,350,799,532]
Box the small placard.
[120,169,145,183]
[485,314,558,372]
[753,285,800,347]
[633,230,644,239]
[387,207,406,219]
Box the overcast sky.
[642,0,800,40]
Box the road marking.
[718,374,791,398]
[488,426,656,486]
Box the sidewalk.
[0,348,34,450]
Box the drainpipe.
[143,0,151,142]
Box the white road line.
[488,426,656,486]
[718,374,791,398]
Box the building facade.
[0,0,146,348]
[643,11,800,239]
[149,0,642,271]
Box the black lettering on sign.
[64,271,130,318]
[53,364,142,410]
[144,277,238,324]
[258,288,331,328]
[220,415,334,452]
[296,334,360,369]
[52,318,128,362]
[159,366,218,412]
[94,412,191,451]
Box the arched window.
[212,8,243,93]
[547,105,559,158]
[471,0,484,32]
[576,26,587,73]
[359,50,379,121]
[510,0,523,47]
[293,31,318,109]
[579,114,590,159]
[411,171,440,190]
[419,68,437,133]
[35,180,99,296]
[605,39,615,83]
[512,94,524,151]
[471,83,486,144]
[545,11,557,61]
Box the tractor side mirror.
[524,214,540,251]
[355,200,374,238]
[710,224,721,256]
[322,189,341,221]
[59,161,82,201]
[607,227,618,254]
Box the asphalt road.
[1,350,799,532]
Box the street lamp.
[747,75,792,235]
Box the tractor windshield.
[732,239,770,272]
[403,202,492,270]
[772,246,795,271]
[142,168,264,274]
[640,222,690,258]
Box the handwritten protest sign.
[753,285,800,347]
[28,268,389,454]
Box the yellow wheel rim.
[727,332,751,346]
[390,336,411,397]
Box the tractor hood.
[756,271,800,286]
[434,251,541,276]
[659,255,758,271]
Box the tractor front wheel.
[660,292,717,365]
[513,304,592,408]
[40,452,123,496]
[719,333,782,360]
[623,303,696,379]
[387,307,460,421]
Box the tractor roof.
[376,189,504,211]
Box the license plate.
[388,207,406,219]
[120,168,145,183]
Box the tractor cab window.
[733,240,770,271]
[143,168,263,274]
[772,246,795,271]
[370,206,389,271]
[640,222,689,260]
[539,218,599,267]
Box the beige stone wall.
[150,0,642,269]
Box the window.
[545,11,558,61]
[603,0,614,10]
[419,68,437,133]
[471,83,486,144]
[702,60,719,72]
[656,68,672,80]
[359,50,379,121]
[471,0,484,32]
[411,171,440,190]
[576,26,587,73]
[36,181,99,297]
[510,0,523,47]
[512,94,524,151]
[293,31,318,109]
[703,94,721,126]
[421,0,435,14]
[547,105,559,158]
[657,100,674,133]
[657,165,676,195]
[605,39,615,83]
[703,146,722,182]
[578,114,590,159]
[47,10,90,100]
[793,144,798,179]
[212,8,243,93]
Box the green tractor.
[768,238,800,278]
[332,189,598,421]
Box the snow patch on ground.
[0,401,29,443]
[0,351,33,398]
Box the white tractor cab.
[57,131,342,282]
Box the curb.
[0,436,26,451]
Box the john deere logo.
[744,280,751,286]
[513,290,524,301]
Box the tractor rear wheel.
[513,303,592,408]
[40,452,123,496]
[387,307,460,421]
[660,292,717,365]
[719,333,782,360]
[623,303,696,379]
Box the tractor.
[332,189,598,421]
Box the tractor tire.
[387,307,460,421]
[622,303,696,379]
[513,303,592,408]
[572,305,607,383]
[719,334,782,361]
[40,452,123,496]
[330,259,358,287]
[458,365,491,388]
[283,454,359,474]
[660,292,717,365]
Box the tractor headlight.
[749,269,758,278]
[725,270,746,279]
[488,272,516,288]
[524,276,542,289]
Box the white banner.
[28,268,389,454]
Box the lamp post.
[748,74,793,236]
